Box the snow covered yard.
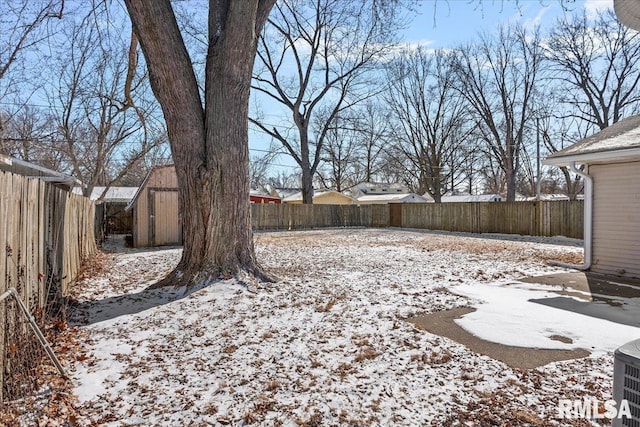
[64,228,638,426]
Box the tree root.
[147,262,277,290]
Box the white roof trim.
[544,147,640,167]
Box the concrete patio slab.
[407,307,590,370]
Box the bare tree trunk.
[125,0,275,287]
[561,167,582,200]
[505,167,517,201]
[301,148,314,205]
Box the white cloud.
[523,4,553,31]
[584,0,614,19]
[399,38,436,51]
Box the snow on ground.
[453,281,640,352]
[63,228,635,426]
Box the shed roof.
[0,154,81,190]
[125,164,175,211]
[545,115,640,166]
[89,186,139,203]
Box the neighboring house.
[351,182,410,199]
[268,187,301,200]
[356,193,431,204]
[440,194,502,203]
[250,189,281,204]
[126,165,181,248]
[351,182,429,204]
[0,154,81,191]
[518,194,584,202]
[282,190,354,205]
[544,114,640,279]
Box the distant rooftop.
[353,182,410,197]
[441,194,502,203]
[356,193,431,204]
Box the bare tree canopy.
[0,1,64,153]
[452,24,543,201]
[547,9,640,129]
[385,48,471,202]
[48,8,162,198]
[251,0,408,203]
[0,3,166,201]
[0,0,64,81]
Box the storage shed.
[545,115,640,279]
[126,165,181,247]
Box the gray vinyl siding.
[591,161,640,278]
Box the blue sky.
[251,0,616,175]
[401,0,614,47]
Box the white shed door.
[591,161,640,278]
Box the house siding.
[285,193,353,205]
[591,161,640,278]
[314,193,353,205]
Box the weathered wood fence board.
[252,201,583,239]
[251,204,391,230]
[1,171,97,401]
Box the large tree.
[250,0,404,204]
[385,48,470,202]
[452,24,542,201]
[124,0,276,286]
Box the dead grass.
[315,299,336,313]
[354,347,380,362]
[430,350,452,365]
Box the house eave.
[615,0,640,32]
[544,147,640,167]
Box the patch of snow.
[452,281,640,352]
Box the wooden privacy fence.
[1,171,96,402]
[251,203,390,230]
[400,201,584,239]
[251,200,584,239]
